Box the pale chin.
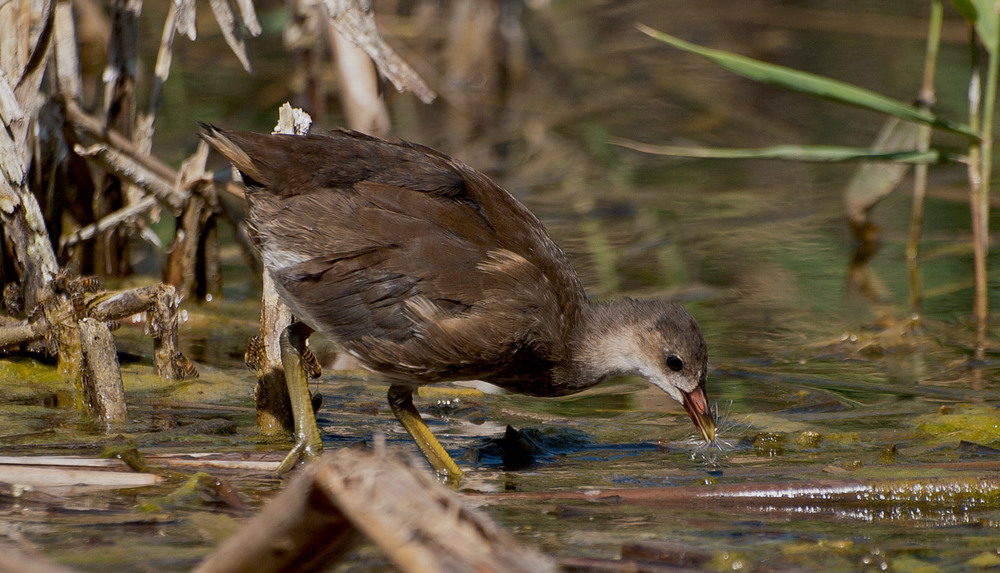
[650,377,686,405]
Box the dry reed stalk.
[0,459,162,489]
[78,316,127,424]
[328,18,390,135]
[0,0,59,311]
[194,448,555,573]
[244,104,313,436]
[324,0,435,103]
[87,282,195,379]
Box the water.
[4,0,1000,571]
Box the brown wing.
[202,127,587,386]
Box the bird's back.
[202,127,588,392]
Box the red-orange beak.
[681,387,716,444]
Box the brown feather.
[200,125,710,422]
[202,126,587,394]
[203,123,715,442]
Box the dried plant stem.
[96,0,140,276]
[975,26,999,359]
[0,185,59,310]
[59,194,157,251]
[324,0,435,104]
[74,143,185,212]
[52,0,81,99]
[78,317,127,425]
[252,271,294,434]
[194,449,555,573]
[967,37,998,359]
[163,141,222,299]
[248,104,313,435]
[88,283,193,379]
[906,0,942,313]
[209,0,256,73]
[328,18,390,135]
[64,99,176,184]
[149,0,179,116]
[0,0,58,310]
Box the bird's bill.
[681,387,716,444]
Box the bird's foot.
[275,322,324,475]
[276,430,324,475]
[387,384,464,485]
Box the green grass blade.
[611,137,952,164]
[637,24,978,139]
[973,0,998,53]
[949,0,977,24]
[949,1,998,54]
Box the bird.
[201,125,715,481]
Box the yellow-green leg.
[387,384,463,484]
[276,322,324,474]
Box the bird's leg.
[387,384,463,484]
[276,322,323,474]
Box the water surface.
[3,1,1000,571]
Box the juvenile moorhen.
[202,126,715,481]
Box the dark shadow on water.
[467,425,661,471]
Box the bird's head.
[582,299,715,444]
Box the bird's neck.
[553,300,647,394]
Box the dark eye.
[666,355,684,372]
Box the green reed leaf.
[611,137,953,164]
[949,0,978,24]
[637,24,978,139]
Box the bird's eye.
[666,355,684,372]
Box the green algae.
[915,404,1000,444]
